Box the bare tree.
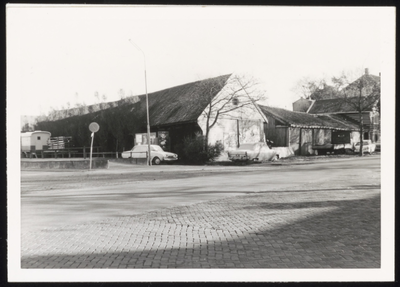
[118,89,126,100]
[332,71,380,156]
[291,77,326,99]
[21,122,33,132]
[94,91,100,103]
[197,74,266,151]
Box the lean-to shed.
[258,105,359,157]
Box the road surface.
[18,155,382,271]
[21,156,380,233]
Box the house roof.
[306,96,378,114]
[129,74,232,127]
[258,105,359,130]
[292,72,380,115]
[344,74,380,92]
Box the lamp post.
[129,39,151,166]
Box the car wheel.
[152,157,161,165]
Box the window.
[37,136,41,140]
[134,145,147,152]
[151,146,163,152]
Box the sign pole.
[90,132,94,170]
[88,122,100,170]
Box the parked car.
[121,144,178,165]
[354,140,376,154]
[227,142,277,162]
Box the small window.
[134,145,146,152]
[232,97,239,105]
[37,136,41,140]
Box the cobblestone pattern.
[22,183,380,269]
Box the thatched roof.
[42,74,232,126]
[111,74,232,128]
[258,105,358,130]
[145,74,232,126]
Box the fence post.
[83,146,86,159]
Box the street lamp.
[129,39,152,166]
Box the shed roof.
[20,131,51,137]
[258,105,358,130]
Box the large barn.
[35,74,268,157]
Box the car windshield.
[151,145,163,152]
[132,145,146,152]
[132,145,164,152]
[238,144,256,150]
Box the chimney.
[379,72,381,77]
[365,68,369,75]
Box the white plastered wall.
[196,74,268,159]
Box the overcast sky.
[7,5,392,116]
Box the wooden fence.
[40,146,120,159]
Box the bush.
[178,136,224,164]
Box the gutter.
[285,124,354,131]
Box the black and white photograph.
[7,5,395,282]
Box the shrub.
[178,135,224,164]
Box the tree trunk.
[205,126,209,152]
[204,114,210,152]
[359,111,364,156]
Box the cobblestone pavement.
[21,180,380,268]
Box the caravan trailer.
[21,131,51,158]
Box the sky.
[7,5,390,116]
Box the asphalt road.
[21,156,380,234]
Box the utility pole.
[129,39,152,166]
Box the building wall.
[263,116,289,147]
[289,127,300,155]
[290,127,325,156]
[313,129,331,145]
[292,98,313,112]
[351,131,360,146]
[300,129,313,155]
[204,118,265,152]
[340,112,379,142]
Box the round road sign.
[89,122,100,133]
